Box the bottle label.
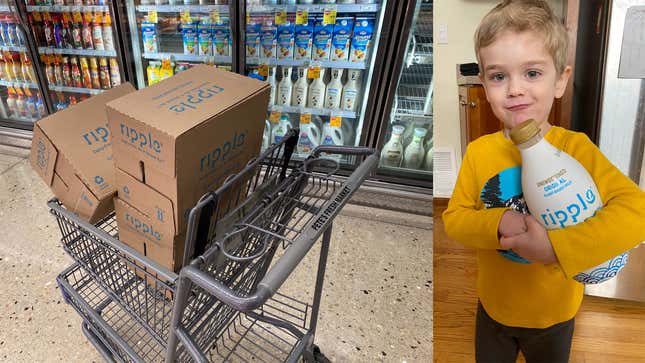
[538,188,600,229]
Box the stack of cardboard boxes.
[31,65,270,273]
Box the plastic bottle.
[35,93,45,118]
[341,69,361,112]
[79,56,91,88]
[267,66,277,106]
[297,119,321,154]
[6,87,17,117]
[54,16,64,48]
[61,56,72,86]
[82,18,93,50]
[71,19,82,49]
[61,19,72,49]
[24,88,36,119]
[109,58,121,87]
[403,128,427,169]
[43,19,54,47]
[271,114,292,144]
[44,55,55,85]
[53,55,63,85]
[89,57,100,89]
[324,68,343,110]
[92,13,104,51]
[70,56,82,88]
[102,13,114,51]
[99,57,110,89]
[15,88,26,118]
[291,66,308,107]
[510,119,629,284]
[320,119,344,146]
[423,138,433,171]
[277,66,293,106]
[380,125,405,167]
[307,67,325,109]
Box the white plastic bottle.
[267,66,277,106]
[324,68,343,110]
[320,120,344,146]
[262,119,271,150]
[307,67,325,109]
[423,137,433,171]
[271,114,292,144]
[291,66,308,107]
[403,128,427,169]
[380,125,405,167]
[277,67,293,106]
[102,13,115,51]
[510,119,629,284]
[297,122,321,155]
[341,69,361,112]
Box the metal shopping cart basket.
[49,129,379,363]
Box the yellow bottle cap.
[510,119,540,145]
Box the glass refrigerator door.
[377,1,432,184]
[125,0,233,89]
[245,1,386,164]
[0,2,48,127]
[21,0,126,111]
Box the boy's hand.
[499,215,558,264]
[498,210,528,238]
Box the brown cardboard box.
[107,65,270,270]
[29,84,136,223]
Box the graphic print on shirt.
[480,166,531,264]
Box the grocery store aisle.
[0,146,432,362]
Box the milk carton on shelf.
[294,18,314,60]
[212,17,231,57]
[312,17,333,61]
[246,20,262,58]
[277,21,295,59]
[331,17,354,61]
[350,16,375,63]
[260,19,277,59]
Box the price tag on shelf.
[323,8,337,25]
[275,9,287,25]
[258,64,269,77]
[300,113,311,124]
[209,10,220,24]
[147,10,158,23]
[307,66,320,79]
[269,111,281,124]
[181,9,191,24]
[295,9,308,25]
[330,115,342,128]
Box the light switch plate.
[438,24,448,44]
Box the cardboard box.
[29,84,136,223]
[107,65,270,270]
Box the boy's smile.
[478,30,571,132]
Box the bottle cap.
[392,125,405,135]
[413,128,427,137]
[509,119,540,145]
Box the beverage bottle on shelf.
[61,56,72,86]
[0,93,7,119]
[102,13,114,51]
[271,114,292,144]
[403,127,427,169]
[15,20,26,47]
[5,17,15,46]
[79,56,91,88]
[24,88,37,119]
[321,119,344,146]
[84,0,95,5]
[54,16,64,48]
[324,68,343,110]
[341,69,361,112]
[70,56,82,87]
[380,125,405,167]
[71,18,82,49]
[44,55,55,85]
[54,0,65,5]
[0,57,5,81]
[81,17,93,50]
[6,87,17,117]
[267,66,277,106]
[43,19,54,47]
[89,56,100,89]
[15,87,26,118]
[69,95,78,105]
[277,66,293,106]
[0,17,7,46]
[307,67,325,109]
[55,92,67,111]
[73,0,83,5]
[92,13,105,51]
[109,58,121,87]
[291,66,308,107]
[27,15,42,47]
[423,137,433,171]
[53,55,63,86]
[297,117,321,155]
[35,93,45,118]
[99,57,110,89]
[11,53,23,82]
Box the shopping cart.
[49,129,379,363]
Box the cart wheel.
[313,345,331,363]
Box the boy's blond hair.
[474,0,568,74]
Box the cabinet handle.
[460,100,476,107]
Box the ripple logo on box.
[199,131,246,173]
[35,139,49,170]
[83,125,109,146]
[168,84,225,113]
[539,188,599,228]
[94,175,104,185]
[125,212,162,241]
[119,123,162,153]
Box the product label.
[277,22,295,59]
[294,19,314,60]
[245,22,261,57]
[260,22,277,58]
[331,17,354,61]
[141,22,158,53]
[182,22,198,55]
[125,211,162,241]
[119,123,162,154]
[199,130,247,177]
[350,17,374,62]
[213,20,230,56]
[539,188,599,228]
[165,82,225,113]
[198,21,213,56]
[81,123,111,154]
[312,17,333,60]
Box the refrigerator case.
[0,1,49,128]
[244,1,387,165]
[373,0,432,188]
[124,0,233,89]
[20,0,128,111]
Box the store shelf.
[269,104,356,119]
[26,5,109,13]
[0,5,12,11]
[143,52,231,63]
[247,57,366,70]
[48,85,104,95]
[6,115,38,123]
[248,3,379,13]
[0,45,27,52]
[379,164,432,176]
[136,4,229,13]
[38,47,117,58]
[0,80,39,89]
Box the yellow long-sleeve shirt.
[443,126,645,329]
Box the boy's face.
[478,30,571,130]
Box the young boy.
[442,1,645,362]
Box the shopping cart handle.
[310,145,377,158]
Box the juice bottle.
[79,56,91,88]
[102,13,114,51]
[146,61,160,85]
[24,88,37,119]
[61,56,71,86]
[81,17,93,50]
[92,13,104,50]
[5,16,15,46]
[15,87,26,118]
[0,57,5,81]
[99,57,110,89]
[28,14,43,46]
[0,16,9,46]
[11,53,23,82]
[108,58,121,86]
[62,18,73,49]
[54,16,64,48]
[89,56,100,88]
[21,52,36,83]
[44,55,55,84]
[43,19,54,47]
[71,16,82,49]
[53,55,63,85]
[35,93,45,118]
[70,56,82,87]
[6,87,17,117]
[68,95,77,105]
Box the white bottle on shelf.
[423,137,433,171]
[403,128,427,169]
[297,122,321,155]
[267,66,277,106]
[307,67,325,109]
[321,120,344,146]
[380,125,405,167]
[262,119,271,150]
[271,114,292,144]
[102,13,115,51]
[324,68,343,110]
[292,66,308,107]
[341,69,361,112]
[277,66,293,106]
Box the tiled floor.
[0,145,433,362]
